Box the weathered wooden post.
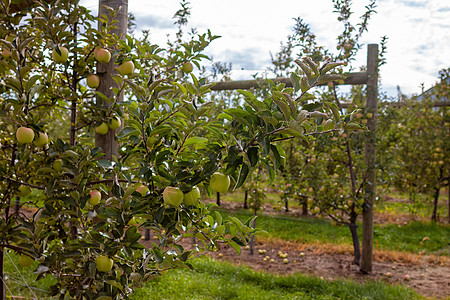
[96,0,128,160]
[361,44,378,273]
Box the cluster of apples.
[16,126,48,146]
[161,172,230,207]
[95,116,122,135]
[51,45,135,89]
[90,172,230,274]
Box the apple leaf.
[228,240,241,255]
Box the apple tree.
[384,70,450,222]
[0,0,349,298]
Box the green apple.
[163,186,183,206]
[108,116,121,130]
[95,122,109,135]
[94,48,111,63]
[34,132,48,147]
[52,46,69,64]
[89,190,101,206]
[183,186,200,206]
[86,74,100,88]
[95,255,113,272]
[118,60,134,76]
[53,159,63,172]
[19,255,34,267]
[182,62,193,73]
[136,185,149,196]
[16,127,34,144]
[17,185,31,197]
[210,172,230,193]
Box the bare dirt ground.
[205,239,450,300]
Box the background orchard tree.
[0,0,348,298]
[383,69,450,222]
[268,0,385,270]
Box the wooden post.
[96,0,128,160]
[360,44,378,273]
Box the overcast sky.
[81,0,450,98]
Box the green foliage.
[379,69,450,220]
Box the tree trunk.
[144,229,151,241]
[216,192,220,206]
[249,217,256,255]
[96,0,128,160]
[302,196,308,215]
[348,222,361,265]
[361,44,378,274]
[431,187,440,222]
[285,197,289,212]
[244,190,248,209]
[0,249,4,300]
[448,186,450,224]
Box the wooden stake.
[360,44,378,274]
[96,0,128,160]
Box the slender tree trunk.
[0,249,4,300]
[144,229,151,241]
[69,15,79,241]
[285,197,289,212]
[448,186,450,224]
[244,190,248,209]
[302,196,308,215]
[15,196,20,213]
[431,187,440,222]
[249,217,256,255]
[348,222,361,265]
[216,192,220,206]
[1,146,16,299]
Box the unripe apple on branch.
[94,48,111,64]
[16,127,34,144]
[52,46,69,64]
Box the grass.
[375,195,448,221]
[2,252,56,299]
[131,257,423,300]
[220,210,450,256]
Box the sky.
[81,0,450,98]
